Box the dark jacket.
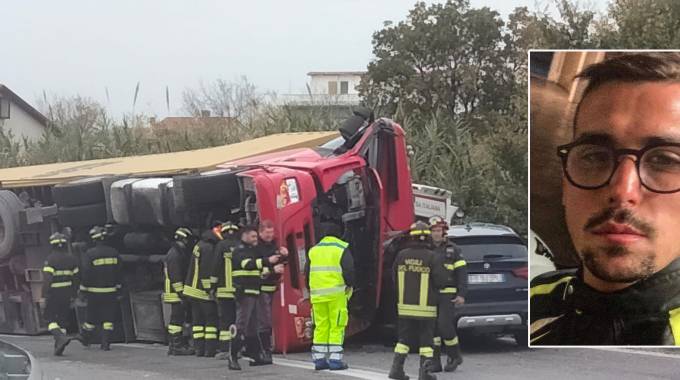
[432,241,468,298]
[213,236,239,299]
[232,241,264,296]
[81,242,122,293]
[258,240,281,293]
[43,248,79,296]
[163,241,190,303]
[531,258,680,345]
[393,243,447,320]
[183,230,219,301]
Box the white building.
[0,85,48,142]
[277,71,366,106]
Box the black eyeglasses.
[557,141,680,193]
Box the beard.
[581,245,656,283]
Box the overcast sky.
[2,0,606,119]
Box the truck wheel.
[111,178,140,225]
[131,178,173,226]
[173,170,240,210]
[53,177,108,207]
[58,203,108,228]
[0,190,25,259]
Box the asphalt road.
[2,334,680,379]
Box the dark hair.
[574,52,680,131]
[259,219,275,231]
[318,222,342,239]
[241,225,258,235]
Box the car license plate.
[468,273,505,284]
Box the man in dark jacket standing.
[213,221,240,368]
[305,223,354,371]
[80,226,122,351]
[231,225,281,369]
[429,216,466,372]
[42,232,79,356]
[163,227,196,356]
[389,222,447,380]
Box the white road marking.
[585,347,680,359]
[274,358,389,380]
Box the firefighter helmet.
[174,227,193,242]
[409,221,432,241]
[89,226,107,241]
[221,221,239,235]
[49,232,68,248]
[429,215,448,231]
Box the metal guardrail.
[0,340,43,380]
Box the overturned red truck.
[0,114,415,352]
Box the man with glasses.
[531,52,680,345]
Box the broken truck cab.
[219,117,414,352]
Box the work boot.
[51,329,71,356]
[388,353,409,380]
[204,339,217,358]
[246,336,268,366]
[430,346,442,373]
[258,331,273,364]
[168,335,194,356]
[328,359,349,370]
[100,329,111,351]
[229,337,242,370]
[215,340,231,360]
[314,358,330,370]
[194,339,206,357]
[418,356,436,380]
[76,327,93,347]
[444,345,463,372]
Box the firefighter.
[213,221,240,368]
[232,225,281,369]
[429,216,466,372]
[255,220,288,365]
[305,223,354,371]
[42,232,79,356]
[79,226,122,351]
[389,221,447,380]
[163,227,196,356]
[183,224,221,357]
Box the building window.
[340,81,349,95]
[0,97,9,119]
[328,81,338,95]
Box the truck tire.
[173,170,240,211]
[0,190,25,259]
[111,178,141,225]
[58,203,107,228]
[52,177,108,207]
[131,178,173,226]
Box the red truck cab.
[220,117,414,352]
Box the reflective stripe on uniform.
[172,282,184,292]
[103,322,114,331]
[219,330,232,341]
[397,303,437,318]
[48,322,61,331]
[310,285,345,297]
[216,288,235,298]
[433,337,441,346]
[669,307,680,345]
[193,325,205,339]
[82,322,96,331]
[244,289,260,295]
[394,343,410,354]
[201,279,212,289]
[309,266,343,272]
[51,281,73,288]
[444,337,459,346]
[439,287,457,294]
[530,276,574,298]
[92,257,118,266]
[419,347,434,357]
[232,270,261,277]
[163,293,181,303]
[43,266,55,273]
[261,285,277,292]
[81,286,117,293]
[453,260,466,269]
[168,324,183,335]
[54,269,76,276]
[205,326,218,340]
[183,285,209,300]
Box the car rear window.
[450,235,527,261]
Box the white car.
[529,230,556,280]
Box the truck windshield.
[315,136,346,155]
